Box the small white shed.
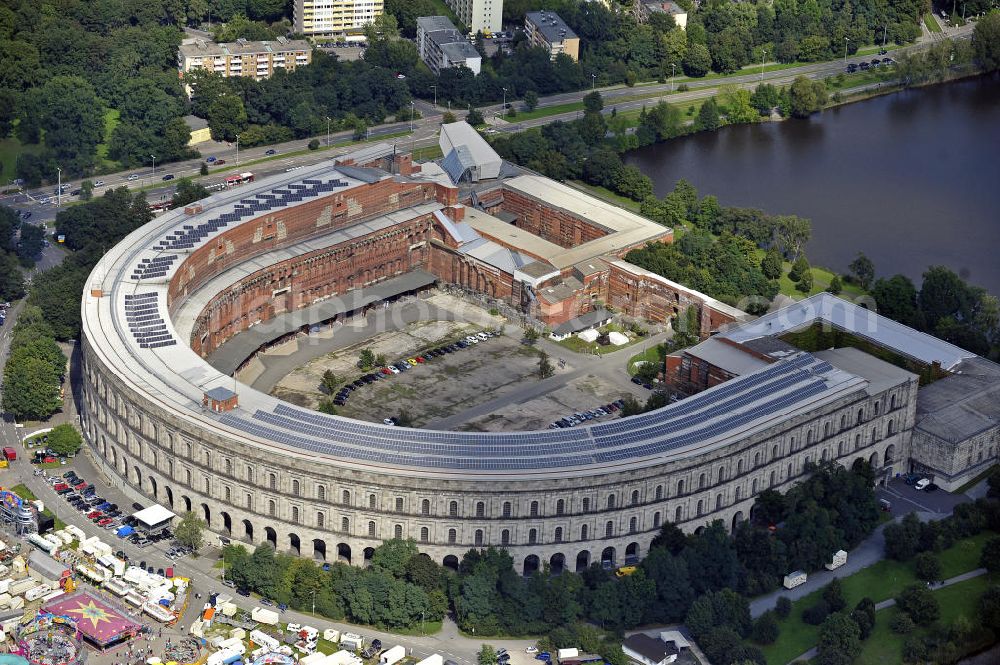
[783,570,807,589]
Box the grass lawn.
[954,464,997,494]
[411,144,443,161]
[628,344,666,375]
[825,67,899,93]
[0,137,44,187]
[776,263,866,299]
[553,323,647,356]
[511,101,584,122]
[924,14,943,32]
[760,533,996,664]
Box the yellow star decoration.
[66,601,113,629]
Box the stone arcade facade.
[80,342,916,573]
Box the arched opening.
[336,543,351,564]
[600,547,616,569]
[869,452,879,467]
[201,503,211,526]
[265,527,277,548]
[695,526,705,536]
[182,495,192,512]
[884,444,895,465]
[164,486,174,508]
[289,533,301,555]
[363,547,375,566]
[624,542,640,563]
[221,512,232,535]
[575,550,590,571]
[313,539,326,561]
[242,520,254,543]
[853,457,866,472]
[523,554,540,576]
[732,511,745,532]
[550,553,566,574]
[149,476,158,499]
[442,555,459,571]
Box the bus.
[148,200,172,213]
[225,172,255,188]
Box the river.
[624,75,1000,295]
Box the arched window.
[247,466,254,483]
[225,486,231,502]
[891,394,897,409]
[502,501,511,517]
[369,494,376,509]
[696,500,703,516]
[501,529,510,545]
[872,428,878,443]
[394,524,403,539]
[698,474,706,489]
[857,409,864,424]
[528,528,537,544]
[420,527,429,542]
[291,479,299,496]
[717,467,725,482]
[450,500,459,517]
[631,490,640,505]
[607,495,616,509]
[396,497,404,512]
[675,506,683,522]
[341,517,349,532]
[582,497,590,512]
[887,420,895,435]
[754,451,761,467]
[772,444,779,459]
[530,500,539,516]
[824,422,830,437]
[840,414,847,430]
[653,512,661,528]
[476,501,485,517]
[807,430,813,444]
[822,448,829,461]
[716,494,723,510]
[677,479,685,495]
[735,487,742,501]
[225,458,232,474]
[317,512,324,527]
[268,500,276,516]
[368,521,376,537]
[875,401,881,415]
[737,459,744,474]
[342,490,350,505]
[475,529,484,545]
[291,506,299,523]
[839,441,845,455]
[554,526,563,543]
[790,436,797,450]
[422,499,430,515]
[655,485,663,500]
[855,434,861,449]
[556,499,565,515]
[581,524,589,540]
[770,470,776,486]
[752,478,758,494]
[629,516,637,533]
[605,521,614,537]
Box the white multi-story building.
[416,16,482,75]
[293,0,384,38]
[177,37,312,81]
[444,0,502,35]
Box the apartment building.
[524,11,579,62]
[177,37,312,81]
[444,0,502,35]
[638,1,688,30]
[293,0,384,38]
[416,16,483,75]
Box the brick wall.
[494,189,609,248]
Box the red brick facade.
[488,190,609,248]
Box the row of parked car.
[332,330,500,408]
[847,57,894,73]
[50,470,123,529]
[549,399,628,429]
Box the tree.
[308,139,320,150]
[823,578,847,612]
[537,352,554,379]
[466,108,485,126]
[80,180,94,201]
[395,410,415,427]
[979,584,1000,631]
[827,275,843,294]
[761,248,783,280]
[981,536,1000,573]
[752,611,779,644]
[683,42,712,77]
[35,76,105,171]
[851,597,876,640]
[583,91,604,114]
[914,552,942,581]
[478,645,497,665]
[2,354,62,420]
[890,612,915,634]
[200,162,209,176]
[848,252,875,289]
[175,511,208,551]
[799,269,815,296]
[775,596,793,619]
[0,254,25,301]
[317,400,337,415]
[802,601,830,625]
[789,254,810,282]
[788,76,828,118]
[895,584,940,625]
[207,95,247,142]
[524,90,539,112]
[321,370,341,394]
[441,111,457,123]
[523,327,540,345]
[695,98,721,131]
[816,612,861,665]
[47,424,83,456]
[171,178,210,209]
[358,348,376,370]
[873,275,921,328]
[973,11,1000,72]
[16,223,45,265]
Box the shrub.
[752,611,780,644]
[802,600,831,625]
[677,83,689,92]
[890,612,915,634]
[896,584,940,625]
[775,596,793,618]
[823,578,847,612]
[308,139,320,150]
[914,551,942,581]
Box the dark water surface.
[624,75,1000,294]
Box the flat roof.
[720,293,977,371]
[416,16,457,32]
[685,337,771,376]
[814,347,917,395]
[915,357,1000,443]
[179,38,310,58]
[133,504,176,527]
[462,207,565,261]
[526,11,578,43]
[502,176,671,269]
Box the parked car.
[215,159,226,165]
[265,149,277,156]
[206,156,217,163]
[915,478,931,490]
[128,174,139,181]
[162,174,175,181]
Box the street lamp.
[502,87,507,118]
[235,134,240,166]
[325,116,330,146]
[670,63,676,92]
[760,49,767,83]
[409,100,415,131]
[430,84,437,109]
[150,154,156,178]
[591,73,596,90]
[56,167,61,207]
[844,37,850,66]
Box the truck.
[24,585,51,602]
[2,448,16,462]
[379,646,406,665]
[339,633,363,652]
[250,606,279,626]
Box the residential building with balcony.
[294,0,384,38]
[444,0,502,35]
[416,16,483,75]
[178,37,311,82]
[524,11,579,62]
